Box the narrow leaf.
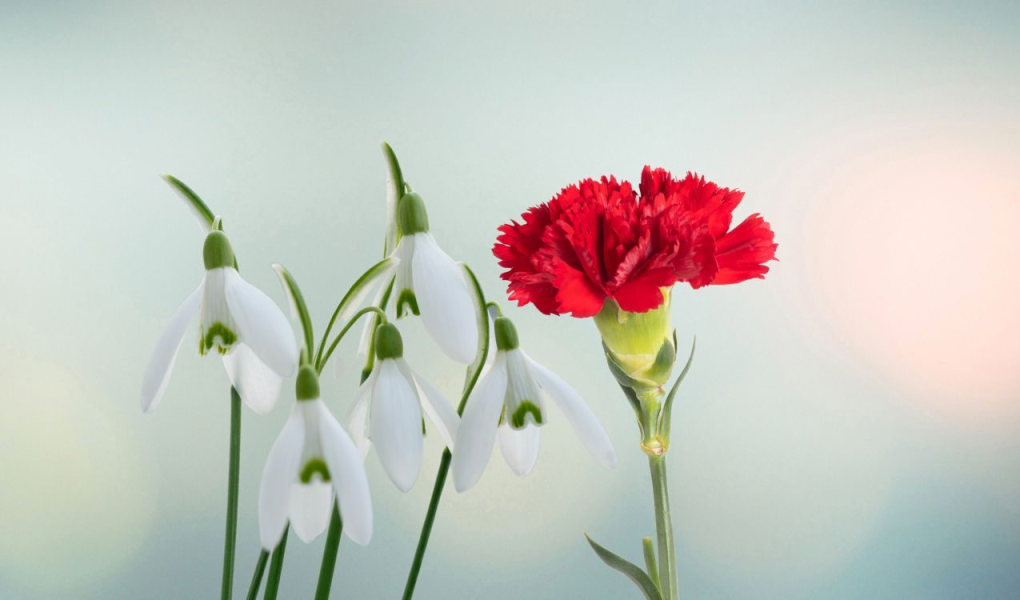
[272,264,315,362]
[585,534,663,600]
[656,335,696,441]
[642,537,661,596]
[457,263,490,408]
[162,174,215,232]
[381,141,405,256]
[314,256,398,369]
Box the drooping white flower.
[452,316,618,492]
[347,323,460,492]
[140,230,298,414]
[388,192,478,364]
[258,365,373,548]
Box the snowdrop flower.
[348,323,459,492]
[452,316,617,492]
[390,192,478,364]
[140,230,298,414]
[258,365,373,548]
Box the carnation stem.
[648,455,678,600]
[313,503,344,600]
[245,550,269,600]
[263,527,289,600]
[220,386,242,600]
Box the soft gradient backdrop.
[2,0,1018,598]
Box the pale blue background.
[1,0,1019,598]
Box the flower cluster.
[493,167,777,317]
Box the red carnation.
[493,167,777,317]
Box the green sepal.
[493,317,519,351]
[299,458,331,483]
[374,323,404,360]
[644,334,677,385]
[396,288,420,318]
[457,263,490,407]
[656,336,696,445]
[272,264,314,363]
[381,142,405,256]
[295,364,320,401]
[396,192,430,235]
[162,174,215,231]
[584,534,663,600]
[510,401,542,429]
[603,341,659,390]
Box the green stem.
[221,387,242,600]
[316,306,388,373]
[313,503,344,600]
[245,550,269,600]
[402,263,489,599]
[649,456,677,600]
[263,527,289,600]
[401,449,452,600]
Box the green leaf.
[656,335,696,442]
[162,174,215,231]
[642,537,661,597]
[585,534,663,600]
[457,263,490,407]
[381,142,405,256]
[272,264,315,362]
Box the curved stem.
[403,263,489,599]
[263,527,289,600]
[314,287,393,599]
[313,503,344,600]
[245,550,269,600]
[649,456,677,600]
[313,258,397,367]
[316,306,388,374]
[220,387,242,600]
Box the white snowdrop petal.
[289,481,334,543]
[258,409,305,550]
[498,423,542,477]
[411,233,478,364]
[223,268,298,377]
[525,353,618,469]
[370,360,424,492]
[401,360,459,450]
[140,279,203,413]
[319,403,374,546]
[222,343,282,415]
[451,355,509,492]
[346,372,376,459]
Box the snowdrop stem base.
[402,448,453,600]
[648,456,678,600]
[263,527,289,600]
[245,550,269,600]
[220,387,242,600]
[314,503,344,600]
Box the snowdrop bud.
[373,323,404,360]
[202,230,235,270]
[396,192,429,235]
[295,364,320,401]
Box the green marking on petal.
[299,458,331,483]
[396,288,419,318]
[510,401,543,429]
[201,322,237,355]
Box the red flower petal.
[712,213,778,285]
